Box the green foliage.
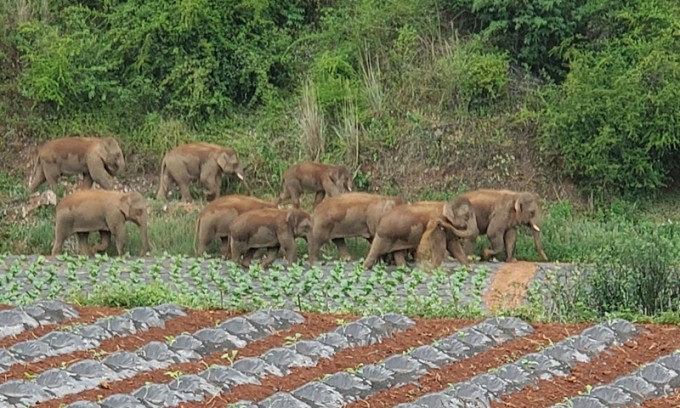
[435,35,510,110]
[443,0,588,79]
[537,0,680,195]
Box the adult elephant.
[363,198,478,270]
[52,189,149,256]
[29,136,125,193]
[156,142,252,202]
[194,194,277,257]
[307,192,403,266]
[460,189,547,262]
[274,162,352,209]
[229,208,312,268]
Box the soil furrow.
[0,305,122,349]
[35,312,356,408]
[342,322,592,408]
[2,309,237,382]
[494,324,680,408]
[179,317,481,408]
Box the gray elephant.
[274,162,353,209]
[157,142,252,202]
[460,189,547,262]
[52,189,150,256]
[29,136,125,193]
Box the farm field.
[0,300,678,408]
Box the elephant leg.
[230,240,247,266]
[313,191,325,209]
[281,238,298,266]
[200,170,221,201]
[290,190,301,209]
[504,228,517,263]
[79,174,94,190]
[483,231,505,261]
[157,170,173,200]
[307,232,326,266]
[333,238,352,261]
[219,237,231,258]
[92,231,111,253]
[76,232,93,257]
[463,238,477,256]
[111,225,127,256]
[51,226,67,256]
[448,239,471,268]
[363,235,389,270]
[393,250,407,267]
[42,164,60,190]
[28,165,46,193]
[260,247,279,269]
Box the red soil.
[0,305,123,349]
[36,312,357,408]
[2,308,238,381]
[494,324,680,407]
[342,322,593,408]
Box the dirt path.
[483,261,540,311]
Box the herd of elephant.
[27,136,549,270]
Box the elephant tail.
[193,214,201,255]
[156,156,168,200]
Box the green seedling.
[165,370,183,380]
[221,350,238,365]
[283,333,302,346]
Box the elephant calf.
[363,198,478,270]
[194,194,276,257]
[52,189,150,256]
[274,162,353,209]
[307,192,403,265]
[460,189,547,262]
[29,136,125,193]
[229,208,312,268]
[157,142,252,202]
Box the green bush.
[443,0,588,79]
[542,10,680,195]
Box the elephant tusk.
[532,223,540,232]
[236,173,244,181]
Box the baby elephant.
[29,136,125,193]
[194,194,277,257]
[274,162,352,209]
[363,198,478,270]
[157,142,252,202]
[229,208,312,268]
[52,189,150,256]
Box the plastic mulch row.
[64,313,417,408]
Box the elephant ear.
[286,210,309,230]
[327,167,340,184]
[216,150,238,172]
[120,194,132,219]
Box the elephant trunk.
[532,227,548,261]
[236,167,253,195]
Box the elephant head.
[287,209,313,240]
[120,192,149,254]
[512,192,542,232]
[97,137,125,175]
[216,148,252,194]
[441,196,478,239]
[328,165,353,196]
[512,192,547,261]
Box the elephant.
[194,194,277,257]
[460,189,547,262]
[274,162,353,209]
[229,208,312,268]
[156,142,252,202]
[363,197,478,270]
[307,192,404,265]
[51,189,149,256]
[28,136,125,193]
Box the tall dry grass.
[297,79,325,161]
